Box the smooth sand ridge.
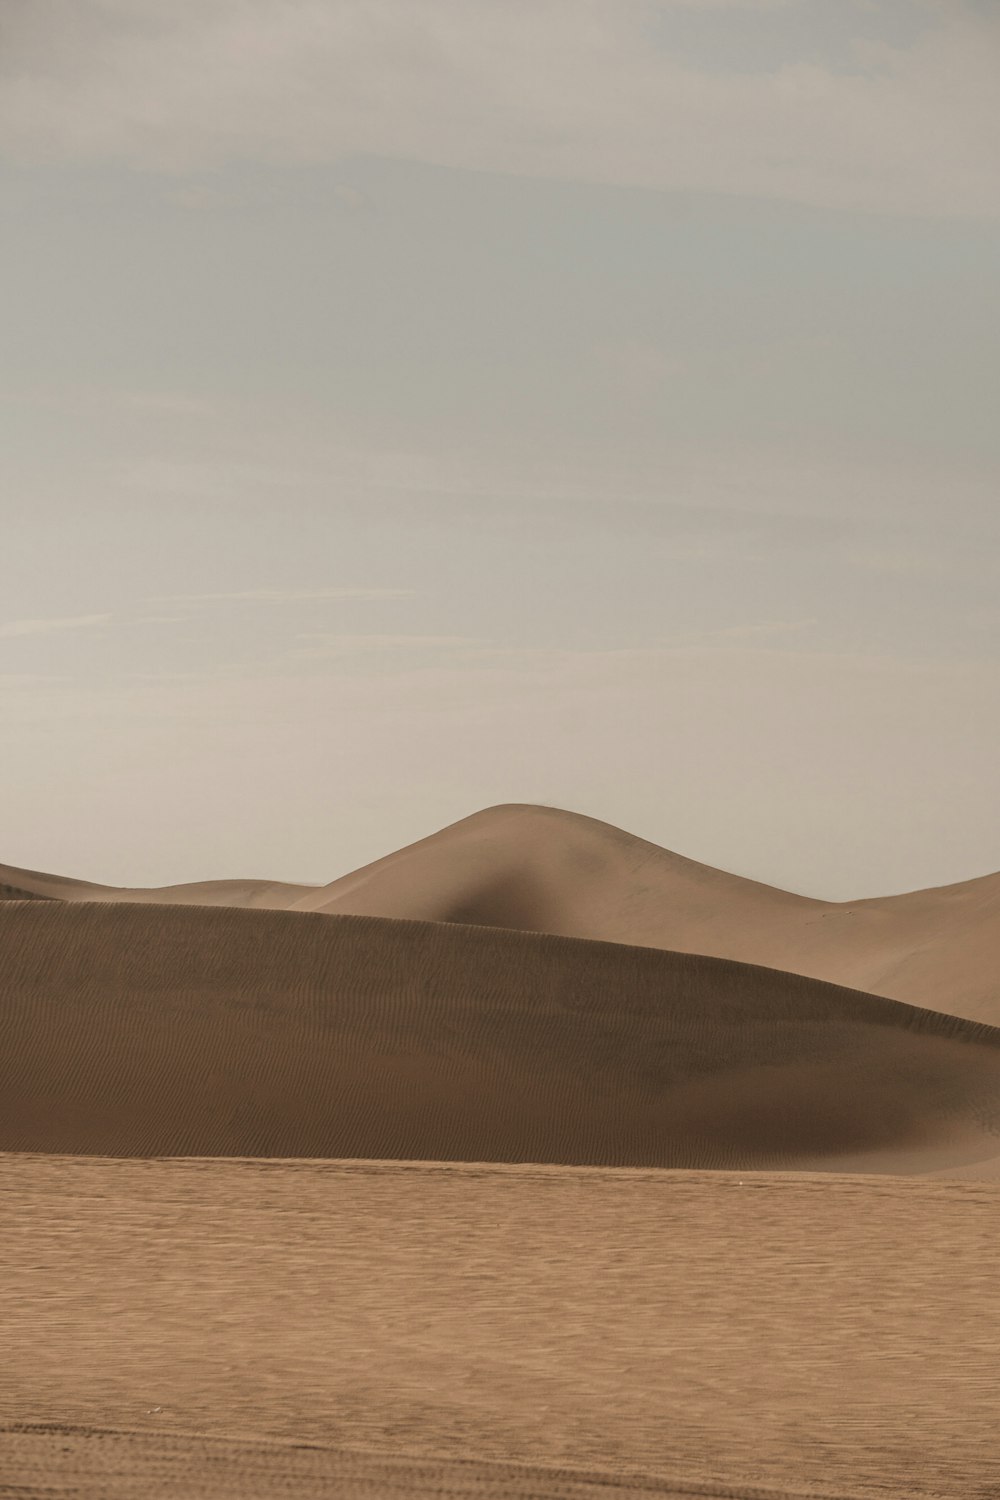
[0,859,315,910]
[4,1155,1000,1498]
[2,901,1000,1175]
[287,805,1000,1025]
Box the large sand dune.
[2,899,998,1175]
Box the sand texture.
[3,1156,1000,1499]
[3,804,999,1496]
[3,900,1000,1174]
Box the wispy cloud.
[0,614,112,639]
[155,588,414,605]
[294,633,473,647]
[703,618,818,642]
[0,1,996,217]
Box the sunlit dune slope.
[3,1155,999,1498]
[2,901,998,1175]
[290,804,1000,1024]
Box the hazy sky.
[2,0,998,897]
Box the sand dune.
[4,812,998,1497]
[0,859,315,910]
[289,805,1000,1024]
[2,900,998,1175]
[4,1154,999,1498]
[7,805,997,1023]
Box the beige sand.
[0,860,315,909]
[2,900,999,1175]
[3,1155,999,1498]
[3,806,999,1497]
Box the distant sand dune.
[3,1155,998,1498]
[0,860,315,910]
[290,805,1000,1025]
[2,900,998,1175]
[7,804,996,1022]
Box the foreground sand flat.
[3,1154,999,1499]
[0,1431,801,1500]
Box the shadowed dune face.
[2,901,999,1175]
[289,805,1000,1025]
[0,883,54,901]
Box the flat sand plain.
[2,805,999,1498]
[3,1157,999,1499]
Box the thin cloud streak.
[154,589,415,605]
[0,614,112,639]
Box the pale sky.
[2,0,998,898]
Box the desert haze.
[2,803,999,1498]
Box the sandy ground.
[3,803,999,1496]
[0,1430,795,1500]
[3,1155,999,1499]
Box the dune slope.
[3,1154,999,1499]
[290,805,1000,1024]
[2,900,998,1175]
